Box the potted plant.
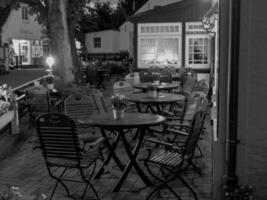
[225,185,255,200]
[147,83,158,98]
[0,84,15,130]
[44,75,54,90]
[111,94,128,120]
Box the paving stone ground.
[0,76,212,200]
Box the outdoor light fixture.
[46,56,55,75]
[202,0,218,34]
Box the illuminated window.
[21,6,28,21]
[138,23,182,68]
[185,22,210,68]
[93,37,101,48]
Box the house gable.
[130,0,211,23]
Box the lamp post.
[46,56,55,76]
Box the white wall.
[85,30,120,53]
[1,3,43,43]
[237,1,267,199]
[119,21,134,57]
[135,0,182,14]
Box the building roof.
[85,28,120,34]
[129,0,211,23]
[0,6,11,31]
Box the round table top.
[127,93,185,103]
[132,82,180,90]
[78,113,165,128]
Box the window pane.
[140,38,180,65]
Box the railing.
[0,75,47,135]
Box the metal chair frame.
[143,111,204,200]
[36,113,100,200]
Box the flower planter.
[0,110,14,130]
[112,109,125,120]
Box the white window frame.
[185,22,211,68]
[93,37,101,48]
[137,23,182,68]
[21,6,29,21]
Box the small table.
[127,93,185,114]
[132,82,180,93]
[79,113,165,192]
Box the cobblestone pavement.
[0,79,212,200]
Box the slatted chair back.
[139,71,153,83]
[163,66,177,74]
[36,113,82,166]
[183,110,204,160]
[160,71,172,83]
[182,94,201,122]
[113,81,134,96]
[182,69,198,94]
[64,94,94,121]
[192,79,209,97]
[91,88,108,114]
[148,66,161,73]
[124,73,136,85]
[26,87,52,122]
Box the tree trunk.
[48,0,75,86]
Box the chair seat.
[149,149,182,167]
[79,135,105,145]
[47,150,100,168]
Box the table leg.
[113,128,152,192]
[95,128,125,179]
[136,102,142,113]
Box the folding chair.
[36,113,101,199]
[192,79,210,98]
[91,89,109,114]
[26,86,62,127]
[64,94,106,151]
[181,68,198,94]
[139,71,153,83]
[143,111,204,200]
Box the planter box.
[0,110,14,130]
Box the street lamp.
[46,56,55,76]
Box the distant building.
[0,2,44,67]
[129,0,212,81]
[84,0,181,61]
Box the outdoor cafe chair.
[163,96,208,159]
[26,86,62,126]
[192,79,210,98]
[91,88,110,114]
[148,66,161,73]
[159,71,172,84]
[181,68,198,94]
[64,94,106,151]
[142,111,204,200]
[163,66,177,74]
[139,71,153,83]
[35,113,101,200]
